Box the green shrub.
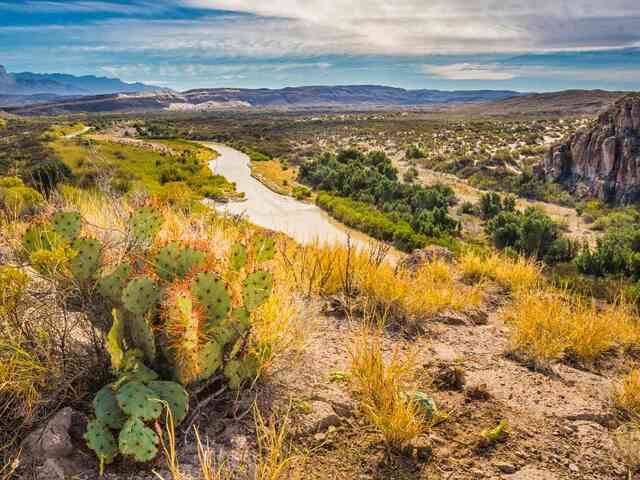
[575,227,640,278]
[0,177,44,217]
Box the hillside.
[3,86,522,114]
[453,90,628,116]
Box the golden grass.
[195,428,234,480]
[251,160,298,196]
[251,285,307,374]
[460,251,543,292]
[349,321,424,450]
[254,404,303,480]
[614,370,640,420]
[504,289,639,365]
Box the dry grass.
[349,320,424,451]
[254,404,303,480]
[251,285,307,374]
[614,370,640,420]
[460,251,543,293]
[504,289,639,366]
[195,428,234,480]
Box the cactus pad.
[118,417,159,463]
[129,207,163,244]
[70,238,102,281]
[148,381,189,425]
[85,419,118,465]
[242,271,273,311]
[196,340,223,382]
[252,236,275,262]
[214,308,251,347]
[122,276,159,315]
[224,354,259,390]
[116,381,162,421]
[93,385,125,429]
[126,312,156,364]
[229,243,247,271]
[190,272,231,325]
[155,243,205,281]
[51,211,81,242]
[97,264,132,304]
[177,246,205,278]
[22,225,57,253]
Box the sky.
[1,0,640,92]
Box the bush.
[575,227,640,278]
[0,177,44,217]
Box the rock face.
[540,94,640,203]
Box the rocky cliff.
[540,94,640,203]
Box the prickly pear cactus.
[148,381,188,424]
[252,236,275,262]
[195,340,223,383]
[224,354,260,390]
[129,207,163,245]
[118,417,159,463]
[242,271,273,311]
[155,243,205,282]
[122,276,159,315]
[125,311,157,364]
[69,238,102,281]
[116,381,163,421]
[229,243,247,271]
[94,385,125,429]
[22,225,58,253]
[191,272,231,326]
[85,419,118,466]
[51,211,81,242]
[97,264,132,304]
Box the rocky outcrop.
[540,94,640,204]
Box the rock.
[399,246,454,271]
[301,401,340,433]
[494,461,517,474]
[539,94,640,204]
[432,361,466,391]
[37,456,86,480]
[24,408,74,460]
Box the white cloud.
[421,63,519,81]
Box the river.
[201,142,374,249]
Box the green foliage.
[84,420,118,468]
[98,264,133,304]
[154,242,205,282]
[230,243,247,271]
[405,144,426,159]
[51,211,82,242]
[242,271,274,311]
[300,149,458,250]
[118,417,159,463]
[70,238,102,282]
[191,272,232,326]
[576,226,640,279]
[479,192,515,220]
[486,207,576,264]
[0,177,44,217]
[94,385,126,429]
[122,276,160,315]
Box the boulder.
[23,408,74,460]
[399,246,454,271]
[300,401,340,434]
[540,94,640,204]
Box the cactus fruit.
[94,385,125,429]
[98,264,133,304]
[122,276,159,315]
[251,236,275,262]
[51,211,81,242]
[70,238,102,281]
[148,381,188,424]
[229,243,247,271]
[85,419,118,465]
[190,272,231,326]
[125,311,157,364]
[116,381,162,420]
[129,207,163,244]
[242,271,273,311]
[118,417,159,463]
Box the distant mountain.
[0,65,166,98]
[3,85,522,114]
[453,90,628,116]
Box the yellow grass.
[349,322,424,450]
[254,405,302,480]
[504,289,638,365]
[614,370,640,420]
[460,251,543,292]
[251,160,298,196]
[195,428,234,480]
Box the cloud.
[421,63,518,81]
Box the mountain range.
[0,65,164,98]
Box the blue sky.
[1,0,640,92]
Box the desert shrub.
[479,192,515,220]
[459,251,543,292]
[575,227,640,279]
[292,185,311,200]
[0,177,43,217]
[486,207,576,263]
[405,144,426,159]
